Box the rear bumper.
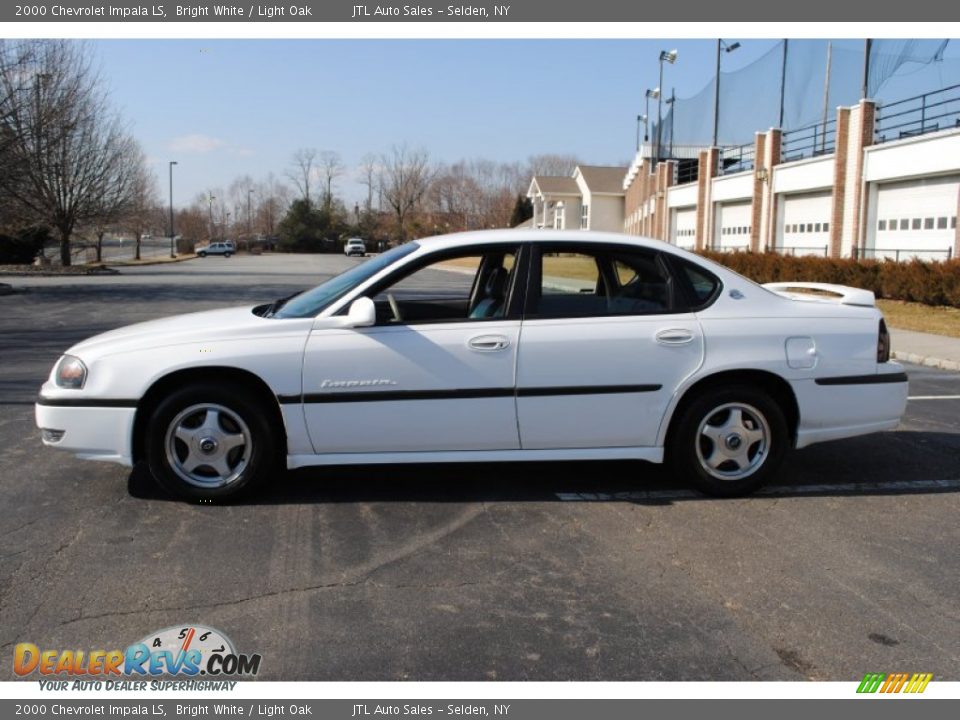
[792,366,909,449]
[35,400,136,466]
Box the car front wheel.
[198,251,207,257]
[668,385,788,497]
[145,384,278,501]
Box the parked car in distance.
[196,242,234,258]
[35,230,908,502]
[344,238,367,257]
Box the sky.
[91,38,959,207]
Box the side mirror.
[344,296,376,328]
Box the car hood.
[68,305,273,359]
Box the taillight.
[877,318,890,363]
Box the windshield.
[272,243,420,319]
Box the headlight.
[54,355,87,389]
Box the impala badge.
[320,378,397,389]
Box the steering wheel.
[387,293,402,322]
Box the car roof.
[414,229,680,255]
[408,229,751,286]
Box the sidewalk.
[890,328,960,371]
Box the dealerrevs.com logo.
[14,625,261,678]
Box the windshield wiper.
[266,291,300,317]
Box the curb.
[0,283,12,296]
[105,253,198,268]
[892,350,960,372]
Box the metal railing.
[781,117,837,163]
[875,83,960,144]
[673,158,699,185]
[767,245,831,257]
[856,246,954,262]
[718,143,755,176]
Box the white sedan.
[36,230,908,501]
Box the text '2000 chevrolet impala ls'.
[36,230,908,501]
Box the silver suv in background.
[344,238,367,257]
[196,242,234,258]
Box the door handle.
[468,335,510,352]
[655,328,695,345]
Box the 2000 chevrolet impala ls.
[36,231,908,501]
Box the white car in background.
[344,238,367,257]
[36,230,907,501]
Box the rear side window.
[671,257,721,310]
[529,245,677,319]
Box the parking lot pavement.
[1,255,958,681]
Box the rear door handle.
[655,328,695,345]
[468,335,510,352]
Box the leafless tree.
[287,148,317,206]
[87,135,142,262]
[123,150,159,260]
[0,40,139,265]
[357,153,379,212]
[255,172,291,238]
[318,150,343,211]
[526,153,582,178]
[379,144,433,243]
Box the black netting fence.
[654,39,955,152]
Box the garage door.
[671,207,696,249]
[872,176,958,261]
[779,191,832,257]
[713,201,752,251]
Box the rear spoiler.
[762,282,876,308]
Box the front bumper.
[35,399,136,466]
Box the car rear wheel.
[224,252,232,258]
[668,385,788,497]
[145,384,278,502]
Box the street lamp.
[247,189,254,244]
[207,193,216,241]
[713,40,741,148]
[644,88,659,149]
[636,114,647,153]
[656,49,678,163]
[168,161,178,257]
[665,90,676,158]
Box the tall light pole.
[645,88,659,158]
[656,49,678,163]
[207,193,216,241]
[666,89,676,158]
[713,40,741,148]
[636,114,646,152]
[168,161,177,257]
[247,189,254,244]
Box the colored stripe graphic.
[904,673,933,693]
[857,672,931,693]
[857,673,885,693]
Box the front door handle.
[655,328,695,345]
[468,335,510,352]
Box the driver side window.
[372,247,518,325]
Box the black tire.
[667,384,788,497]
[198,251,207,257]
[224,252,232,258]
[145,383,278,502]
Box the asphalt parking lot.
[1,254,958,681]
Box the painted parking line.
[908,395,960,400]
[555,477,960,502]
